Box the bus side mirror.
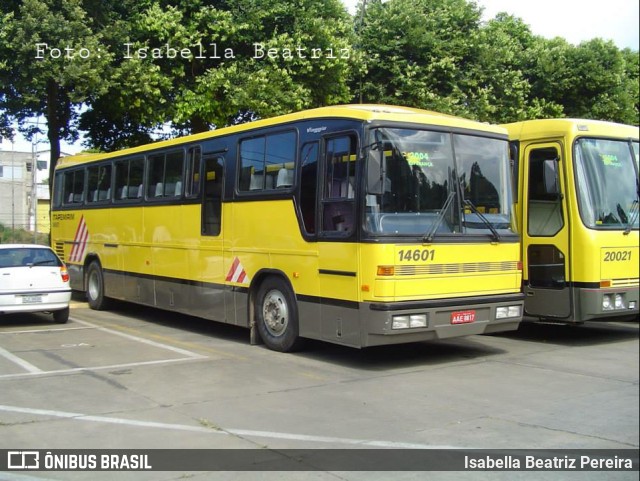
[366,131,385,195]
[367,150,384,195]
[543,159,560,198]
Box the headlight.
[497,305,521,319]
[602,294,613,311]
[507,305,521,318]
[614,294,625,310]
[392,314,428,329]
[409,314,427,328]
[392,316,410,329]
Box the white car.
[0,244,72,323]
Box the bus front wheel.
[255,276,302,352]
[86,261,109,310]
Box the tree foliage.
[81,0,355,150]
[0,0,114,183]
[1,0,638,159]
[354,0,483,114]
[354,0,638,125]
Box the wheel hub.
[263,290,288,336]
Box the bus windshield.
[365,127,515,238]
[574,138,639,230]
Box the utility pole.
[11,142,15,242]
[31,122,39,243]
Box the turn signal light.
[377,265,395,276]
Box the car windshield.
[574,138,639,230]
[365,127,516,238]
[0,247,61,268]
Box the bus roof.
[502,118,639,142]
[58,104,507,168]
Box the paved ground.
[0,296,638,480]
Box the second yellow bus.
[504,118,639,323]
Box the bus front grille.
[611,278,639,288]
[395,261,519,276]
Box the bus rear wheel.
[255,276,302,352]
[86,261,109,310]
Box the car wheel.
[86,261,109,310]
[53,307,70,324]
[255,276,302,352]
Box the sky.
[2,0,638,155]
[344,0,639,50]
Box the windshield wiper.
[423,191,456,243]
[624,199,639,235]
[463,199,501,242]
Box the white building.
[0,149,68,235]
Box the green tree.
[524,37,638,124]
[354,0,484,115]
[0,0,114,185]
[82,0,355,150]
[464,13,563,123]
[620,48,639,124]
[354,1,638,125]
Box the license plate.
[451,310,476,324]
[21,295,43,304]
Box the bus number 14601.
[398,249,436,262]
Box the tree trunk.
[46,80,61,193]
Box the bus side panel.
[186,241,226,324]
[116,206,147,304]
[225,200,322,331]
[317,242,360,346]
[146,204,191,311]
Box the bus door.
[523,142,571,319]
[317,134,360,345]
[191,149,226,322]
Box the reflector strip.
[69,216,89,263]
[226,257,250,284]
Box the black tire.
[53,307,69,324]
[255,276,302,352]
[86,261,109,310]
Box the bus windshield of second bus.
[365,127,516,239]
[574,137,639,231]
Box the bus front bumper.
[361,293,525,347]
[577,285,639,322]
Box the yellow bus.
[504,119,639,323]
[51,105,524,351]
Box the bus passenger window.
[186,147,202,198]
[300,142,319,234]
[202,156,224,236]
[165,151,184,197]
[239,137,265,191]
[87,164,112,203]
[115,157,144,201]
[147,150,184,199]
[63,169,85,205]
[321,135,357,234]
[238,131,296,192]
